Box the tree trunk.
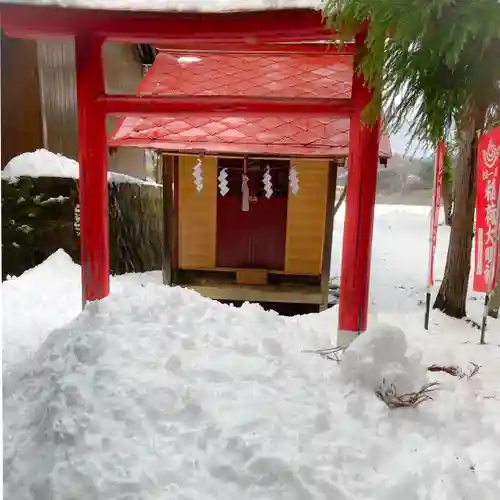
[441,149,454,226]
[334,185,347,217]
[441,180,454,226]
[433,104,486,318]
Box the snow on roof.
[111,52,392,158]
[1,149,160,186]
[1,0,324,13]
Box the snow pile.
[1,149,159,186]
[3,149,80,179]
[3,284,343,500]
[3,269,500,499]
[2,250,82,370]
[15,0,323,13]
[341,323,427,394]
[5,200,500,499]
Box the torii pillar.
[337,31,381,345]
[75,34,110,306]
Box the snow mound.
[5,281,500,499]
[1,149,159,185]
[2,249,82,370]
[4,202,500,498]
[4,284,344,500]
[341,323,427,394]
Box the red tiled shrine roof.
[110,51,392,159]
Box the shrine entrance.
[216,158,289,270]
[0,1,390,341]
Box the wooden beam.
[160,153,338,161]
[182,283,324,305]
[108,144,343,160]
[99,94,354,118]
[156,42,355,56]
[172,156,180,283]
[1,35,44,167]
[0,4,334,44]
[320,161,338,310]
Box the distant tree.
[441,148,454,226]
[334,185,347,216]
[324,0,500,318]
[419,157,435,188]
[418,150,453,225]
[334,159,348,216]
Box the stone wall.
[2,177,163,279]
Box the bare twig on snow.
[427,362,481,379]
[302,345,346,363]
[376,381,440,409]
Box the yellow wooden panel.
[236,269,269,285]
[285,159,329,275]
[178,155,218,269]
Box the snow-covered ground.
[3,204,500,499]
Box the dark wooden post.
[75,34,109,305]
[337,30,381,345]
[162,154,176,285]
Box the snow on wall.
[1,149,159,186]
[2,0,324,13]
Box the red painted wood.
[132,52,354,100]
[100,94,354,118]
[75,34,110,304]
[247,197,288,270]
[217,195,253,268]
[216,163,287,270]
[0,4,334,44]
[338,31,380,334]
[156,43,356,56]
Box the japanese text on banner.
[474,132,500,293]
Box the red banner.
[473,128,500,293]
[427,141,446,287]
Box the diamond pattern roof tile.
[110,52,392,158]
[136,52,354,99]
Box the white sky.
[390,122,431,159]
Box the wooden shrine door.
[216,159,289,270]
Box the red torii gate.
[0,3,381,344]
